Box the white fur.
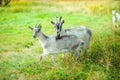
[112,10,120,27]
[60,26,92,53]
[30,26,85,63]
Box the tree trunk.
[0,0,3,6]
[4,0,11,6]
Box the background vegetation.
[0,0,120,80]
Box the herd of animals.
[29,10,120,64]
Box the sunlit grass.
[0,0,120,80]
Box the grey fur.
[29,24,85,63]
[61,26,92,52]
[51,17,92,53]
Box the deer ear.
[62,20,64,24]
[51,21,55,24]
[29,26,33,30]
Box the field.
[0,0,120,80]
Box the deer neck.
[37,31,48,43]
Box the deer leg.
[52,54,56,64]
[75,51,79,60]
[115,22,118,28]
[72,50,79,61]
[62,53,65,58]
[40,55,42,63]
[79,49,84,56]
[40,52,49,64]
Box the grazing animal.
[29,24,85,63]
[51,16,92,53]
[112,10,120,27]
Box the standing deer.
[29,24,85,63]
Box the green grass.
[0,0,120,80]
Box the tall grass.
[0,0,120,80]
[85,1,120,15]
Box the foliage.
[0,0,11,6]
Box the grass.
[0,0,120,80]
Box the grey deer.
[29,24,85,63]
[51,16,92,54]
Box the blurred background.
[0,0,120,80]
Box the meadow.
[0,0,120,80]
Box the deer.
[51,16,92,54]
[29,24,85,63]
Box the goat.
[51,16,92,53]
[29,24,85,63]
[112,10,120,27]
[51,16,64,40]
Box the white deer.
[29,24,85,63]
